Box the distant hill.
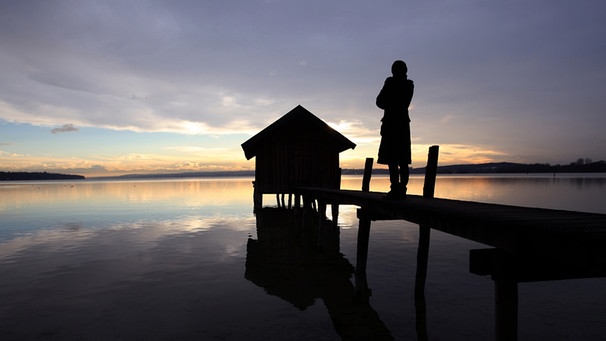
[410,161,606,174]
[0,172,86,181]
[18,161,601,182]
[106,161,604,180]
[90,170,256,180]
[342,161,606,175]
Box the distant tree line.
[0,172,85,181]
[104,170,255,179]
[7,160,601,181]
[341,160,606,175]
[411,160,606,174]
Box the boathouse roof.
[241,105,356,160]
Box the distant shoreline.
[0,172,85,181]
[94,161,606,180]
[2,161,605,181]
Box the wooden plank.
[470,248,606,282]
[292,187,606,272]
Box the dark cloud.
[0,0,605,163]
[51,124,79,134]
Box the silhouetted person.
[376,60,414,200]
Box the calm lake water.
[1,174,605,340]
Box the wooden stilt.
[317,201,327,248]
[415,224,430,341]
[253,186,262,211]
[415,145,439,340]
[331,204,339,227]
[355,209,371,300]
[318,201,327,219]
[495,278,518,341]
[470,249,519,341]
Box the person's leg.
[399,165,409,194]
[388,163,399,188]
[384,163,406,199]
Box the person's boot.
[383,183,406,200]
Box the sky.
[1,0,605,177]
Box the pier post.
[415,224,430,341]
[495,278,518,341]
[423,145,439,198]
[416,145,439,340]
[253,183,262,211]
[362,157,374,192]
[470,248,519,341]
[355,209,371,300]
[353,157,373,299]
[331,204,339,228]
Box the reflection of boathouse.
[245,208,393,340]
[241,105,356,208]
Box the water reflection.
[0,213,259,340]
[0,178,253,207]
[246,207,394,340]
[435,175,606,213]
[341,174,606,214]
[1,175,605,339]
[0,178,255,242]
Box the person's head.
[391,60,408,77]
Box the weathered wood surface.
[293,187,606,273]
[242,105,356,209]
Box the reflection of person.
[376,60,414,200]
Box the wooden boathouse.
[241,105,356,209]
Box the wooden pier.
[290,147,606,341]
[293,186,606,274]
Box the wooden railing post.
[423,145,439,198]
[355,209,372,300]
[416,145,439,340]
[362,157,373,192]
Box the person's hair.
[391,60,408,76]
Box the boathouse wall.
[241,105,355,207]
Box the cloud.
[51,124,79,134]
[0,0,605,169]
[165,146,228,153]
